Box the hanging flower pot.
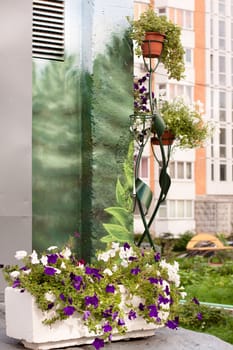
[141,32,165,58]
[151,129,175,146]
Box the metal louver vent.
[33,0,64,61]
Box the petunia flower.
[105,284,115,293]
[83,310,91,321]
[154,252,161,262]
[85,294,99,309]
[197,312,203,321]
[47,246,58,251]
[30,250,40,264]
[63,305,75,316]
[9,271,20,279]
[118,318,125,326]
[166,317,179,330]
[102,322,112,333]
[12,278,20,288]
[92,338,104,350]
[40,255,48,266]
[128,310,137,320]
[130,266,141,275]
[192,297,200,305]
[47,254,58,264]
[14,250,27,260]
[44,266,57,276]
[148,304,158,318]
[85,266,103,280]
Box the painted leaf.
[102,224,133,242]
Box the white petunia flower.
[40,255,48,266]
[45,291,56,303]
[103,268,113,276]
[60,261,66,269]
[31,250,40,264]
[62,247,71,259]
[15,250,27,260]
[10,271,20,279]
[22,269,31,275]
[47,246,58,251]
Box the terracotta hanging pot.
[151,129,175,146]
[141,32,166,58]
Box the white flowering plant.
[3,242,186,350]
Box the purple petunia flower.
[154,252,161,262]
[164,285,170,296]
[85,294,99,309]
[47,303,54,310]
[92,338,104,350]
[47,253,58,264]
[112,311,118,320]
[158,294,170,305]
[106,284,115,293]
[63,305,75,316]
[72,275,83,291]
[128,310,137,320]
[134,83,139,90]
[102,322,112,333]
[12,278,21,288]
[123,242,130,250]
[85,266,103,281]
[166,317,179,330]
[68,297,73,305]
[139,302,145,311]
[44,266,57,276]
[148,277,159,284]
[83,310,91,321]
[131,266,141,275]
[59,293,66,302]
[102,307,113,318]
[118,318,125,326]
[148,305,158,318]
[192,297,200,305]
[197,312,203,321]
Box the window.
[219,20,225,50]
[219,128,226,158]
[169,161,193,180]
[218,0,225,16]
[140,157,149,178]
[219,56,226,85]
[172,9,193,29]
[219,91,226,121]
[185,48,192,64]
[33,0,65,61]
[169,84,192,103]
[220,164,226,181]
[158,200,193,219]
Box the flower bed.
[3,243,185,349]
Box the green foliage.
[101,142,134,243]
[173,231,194,252]
[159,98,213,149]
[179,302,233,345]
[127,8,185,80]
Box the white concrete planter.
[5,287,162,350]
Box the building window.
[219,91,226,121]
[169,84,192,103]
[218,0,225,16]
[185,48,192,64]
[32,0,65,61]
[140,157,149,178]
[219,56,226,85]
[219,127,226,158]
[159,200,193,219]
[219,20,225,50]
[169,161,193,180]
[220,163,226,181]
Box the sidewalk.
[1,300,233,350]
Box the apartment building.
[134,0,233,237]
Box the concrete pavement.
[1,301,233,350]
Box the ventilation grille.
[33,0,64,61]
